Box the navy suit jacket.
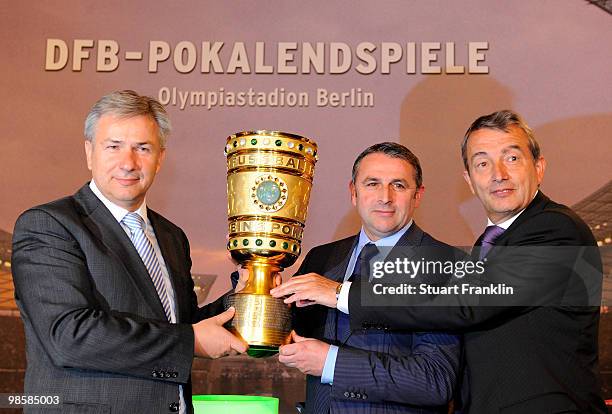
[293,223,461,414]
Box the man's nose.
[491,161,509,182]
[119,149,138,171]
[379,185,393,204]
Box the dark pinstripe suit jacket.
[12,184,224,413]
[293,224,461,414]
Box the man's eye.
[106,145,119,150]
[393,183,406,190]
[476,161,488,168]
[507,155,518,162]
[366,182,378,187]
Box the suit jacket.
[12,184,225,414]
[294,223,461,414]
[348,192,606,413]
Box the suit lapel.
[320,237,356,343]
[324,237,357,283]
[74,184,168,319]
[495,191,549,245]
[479,192,550,261]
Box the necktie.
[478,225,505,260]
[348,242,380,282]
[122,212,173,321]
[337,243,380,343]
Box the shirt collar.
[357,220,413,251]
[89,180,148,225]
[486,190,538,230]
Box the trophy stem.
[241,261,281,295]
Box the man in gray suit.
[12,90,247,413]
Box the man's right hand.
[192,307,248,358]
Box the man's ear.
[534,156,546,186]
[349,180,357,207]
[414,185,425,206]
[463,170,475,195]
[156,148,166,173]
[84,140,93,171]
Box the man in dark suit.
[12,90,247,413]
[272,143,460,413]
[273,111,606,413]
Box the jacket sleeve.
[331,332,460,406]
[348,211,602,332]
[12,208,195,383]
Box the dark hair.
[461,109,540,171]
[352,142,423,188]
[84,90,171,147]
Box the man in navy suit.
[273,143,460,414]
[274,112,606,413]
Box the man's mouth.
[373,210,395,216]
[114,177,140,186]
[490,188,514,197]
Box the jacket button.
[343,392,350,398]
[172,372,178,378]
[165,372,172,378]
[152,370,159,378]
[350,392,356,398]
[362,394,368,400]
[356,393,361,399]
[168,402,179,412]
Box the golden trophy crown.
[224,130,318,357]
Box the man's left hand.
[270,273,340,308]
[278,331,329,376]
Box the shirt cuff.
[320,345,339,384]
[337,281,351,314]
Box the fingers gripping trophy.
[224,131,318,357]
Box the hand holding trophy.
[224,131,318,357]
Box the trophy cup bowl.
[224,131,318,357]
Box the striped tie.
[122,212,172,321]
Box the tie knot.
[122,212,145,232]
[482,225,504,245]
[359,242,379,262]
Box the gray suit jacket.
[12,184,224,413]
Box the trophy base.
[224,292,291,358]
[246,345,281,358]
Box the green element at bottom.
[192,395,278,414]
[247,345,279,358]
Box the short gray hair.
[461,110,540,171]
[84,90,171,148]
[352,142,423,188]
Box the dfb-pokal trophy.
[224,131,318,357]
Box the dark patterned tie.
[337,243,380,344]
[348,242,380,282]
[478,225,505,260]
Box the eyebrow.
[102,138,123,144]
[501,144,522,154]
[362,177,408,184]
[470,144,524,162]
